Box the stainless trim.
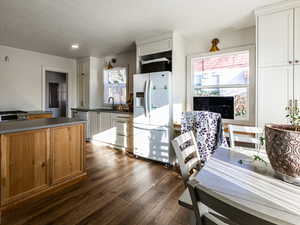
[144,80,149,117]
[148,80,152,117]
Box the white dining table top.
[194,147,300,225]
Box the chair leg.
[187,180,208,225]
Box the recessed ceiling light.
[71,44,79,49]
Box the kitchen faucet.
[108,97,115,110]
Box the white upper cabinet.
[295,7,300,65]
[138,39,172,56]
[77,57,104,109]
[77,61,89,108]
[258,9,294,67]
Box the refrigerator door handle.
[144,80,149,117]
[148,80,152,117]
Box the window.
[103,67,127,104]
[190,49,253,121]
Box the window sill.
[222,119,255,126]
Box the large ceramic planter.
[265,124,300,185]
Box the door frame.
[42,66,70,116]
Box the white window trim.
[186,45,256,125]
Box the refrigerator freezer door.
[133,74,150,124]
[148,72,170,126]
[133,124,170,163]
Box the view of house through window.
[192,50,250,120]
[104,67,127,104]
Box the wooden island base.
[0,119,86,224]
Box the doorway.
[45,71,68,118]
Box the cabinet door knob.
[296,60,299,64]
[289,61,293,64]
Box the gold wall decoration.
[209,38,220,52]
[107,61,113,69]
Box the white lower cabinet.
[98,112,112,132]
[72,111,98,140]
[92,112,133,151]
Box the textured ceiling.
[0,0,282,58]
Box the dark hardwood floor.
[3,142,193,225]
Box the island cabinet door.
[0,129,50,206]
[51,124,84,185]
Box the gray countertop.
[0,118,86,134]
[71,108,133,115]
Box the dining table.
[180,147,300,225]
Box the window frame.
[103,66,128,105]
[186,45,256,125]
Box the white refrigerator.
[133,71,174,164]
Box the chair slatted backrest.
[228,125,263,149]
[187,179,276,225]
[172,131,200,184]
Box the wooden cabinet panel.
[51,124,84,184]
[258,9,293,67]
[0,129,50,205]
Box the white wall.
[0,45,77,114]
[186,27,256,55]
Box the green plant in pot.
[265,100,300,186]
[238,136,267,166]
[286,100,300,131]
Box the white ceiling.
[0,0,282,59]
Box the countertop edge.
[71,108,133,115]
[0,119,86,135]
[24,111,53,115]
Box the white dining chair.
[172,131,201,185]
[228,125,264,151]
[174,132,236,225]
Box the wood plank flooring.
[3,142,193,225]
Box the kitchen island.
[0,118,86,220]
